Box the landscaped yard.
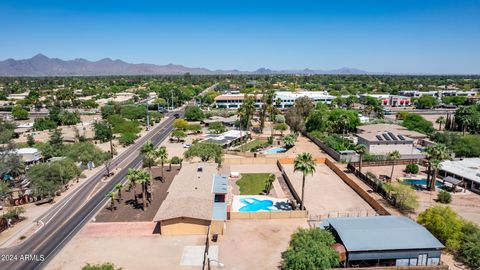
[236,173,271,195]
[240,139,269,152]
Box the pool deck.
[282,163,374,218]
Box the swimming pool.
[263,146,287,155]
[232,195,292,212]
[403,179,442,187]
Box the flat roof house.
[200,130,249,148]
[321,216,444,268]
[153,163,227,235]
[12,147,42,164]
[439,158,480,194]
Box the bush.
[417,206,464,251]
[11,105,29,120]
[405,163,419,174]
[2,207,25,220]
[119,132,137,146]
[384,183,419,211]
[82,262,122,270]
[34,117,57,131]
[282,228,339,270]
[437,190,452,204]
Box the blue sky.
[0,0,479,74]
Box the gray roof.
[212,174,228,194]
[442,176,462,186]
[323,216,444,252]
[212,202,227,220]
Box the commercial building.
[360,94,411,107]
[214,91,336,109]
[439,158,480,194]
[320,216,444,267]
[399,90,476,99]
[153,163,227,235]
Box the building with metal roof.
[320,216,444,267]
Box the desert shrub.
[437,190,452,204]
[384,183,419,211]
[405,163,419,174]
[119,132,137,146]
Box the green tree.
[173,119,189,130]
[405,163,419,174]
[387,150,401,181]
[106,191,117,211]
[354,144,366,173]
[402,113,434,134]
[282,228,339,270]
[283,134,296,148]
[264,173,276,194]
[114,183,124,201]
[416,95,438,109]
[186,123,202,134]
[171,129,187,142]
[26,134,35,147]
[435,116,446,131]
[285,97,314,134]
[119,132,137,146]
[294,152,316,210]
[155,146,168,181]
[134,169,151,210]
[184,106,205,121]
[170,156,183,170]
[184,143,223,165]
[11,105,28,120]
[437,190,452,204]
[49,128,64,148]
[417,206,464,251]
[274,123,288,137]
[425,144,450,191]
[94,121,114,143]
[33,117,57,131]
[208,122,226,134]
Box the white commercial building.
[439,158,480,194]
[214,91,335,109]
[399,90,477,99]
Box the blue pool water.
[264,147,287,155]
[403,179,442,187]
[239,198,274,212]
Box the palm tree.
[339,114,349,137]
[283,134,296,148]
[127,168,139,204]
[387,150,401,182]
[436,116,446,131]
[135,170,151,210]
[264,173,276,194]
[354,144,367,173]
[114,183,123,201]
[155,146,168,182]
[425,144,450,191]
[294,152,316,210]
[106,191,117,211]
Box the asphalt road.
[0,110,183,270]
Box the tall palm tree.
[127,168,140,204]
[294,152,316,210]
[106,191,117,211]
[155,146,168,182]
[114,183,123,201]
[264,173,276,194]
[387,150,401,182]
[436,116,446,131]
[135,170,151,210]
[354,144,367,173]
[425,144,450,191]
[283,134,296,148]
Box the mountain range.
[0,54,372,76]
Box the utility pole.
[146,100,150,131]
[107,122,114,159]
[171,90,174,110]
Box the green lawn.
[236,173,270,195]
[240,139,268,152]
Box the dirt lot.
[47,223,205,270]
[94,165,179,222]
[283,163,374,218]
[215,219,308,270]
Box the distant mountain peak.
[0,54,374,76]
